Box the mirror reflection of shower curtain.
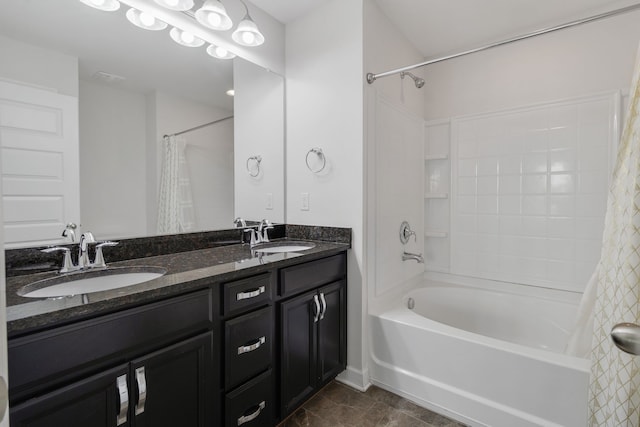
[589,42,640,427]
[157,135,195,234]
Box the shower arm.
[366,2,640,85]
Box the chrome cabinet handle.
[135,366,147,415]
[236,286,266,301]
[612,322,640,355]
[238,336,266,355]
[237,401,266,426]
[116,374,129,426]
[313,295,321,323]
[319,293,327,320]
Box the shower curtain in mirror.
[589,43,640,426]
[157,135,195,234]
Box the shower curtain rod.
[366,2,640,84]
[164,115,234,138]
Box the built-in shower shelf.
[424,154,448,161]
[425,230,448,238]
[424,193,448,199]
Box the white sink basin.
[18,266,166,299]
[253,241,316,254]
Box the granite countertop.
[6,238,349,337]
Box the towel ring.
[305,148,326,173]
[246,155,262,177]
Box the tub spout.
[402,251,424,263]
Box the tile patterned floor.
[278,381,467,427]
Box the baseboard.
[335,365,370,392]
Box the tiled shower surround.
[425,92,617,293]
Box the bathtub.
[369,281,590,427]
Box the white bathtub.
[369,282,590,427]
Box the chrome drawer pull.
[236,286,266,301]
[116,374,129,426]
[237,401,266,426]
[313,295,321,322]
[237,336,266,354]
[134,366,147,415]
[319,292,327,321]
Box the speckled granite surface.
[5,225,350,337]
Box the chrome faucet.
[42,232,119,273]
[258,219,273,243]
[233,217,247,228]
[62,223,77,243]
[78,232,96,269]
[243,219,274,247]
[402,251,424,263]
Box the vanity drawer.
[279,253,347,297]
[225,369,274,427]
[225,306,273,390]
[223,272,272,316]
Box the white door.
[0,80,80,248]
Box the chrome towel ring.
[305,148,326,173]
[246,155,262,177]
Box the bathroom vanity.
[4,230,349,427]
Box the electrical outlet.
[301,192,309,211]
[266,193,273,210]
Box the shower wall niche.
[424,92,619,293]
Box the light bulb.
[139,12,156,27]
[241,31,255,45]
[165,0,179,6]
[91,0,106,6]
[215,46,228,57]
[181,31,195,44]
[207,13,222,27]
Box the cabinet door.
[130,332,213,427]
[10,364,129,427]
[279,290,318,416]
[317,280,347,385]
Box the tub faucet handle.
[400,221,417,244]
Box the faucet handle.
[233,217,247,228]
[93,241,119,268]
[41,246,75,273]
[244,228,257,246]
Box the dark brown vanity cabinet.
[8,290,215,427]
[278,255,347,417]
[7,250,348,427]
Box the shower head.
[400,71,425,88]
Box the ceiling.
[253,0,640,57]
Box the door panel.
[317,281,346,384]
[0,80,79,248]
[279,290,317,416]
[130,332,212,427]
[10,364,128,427]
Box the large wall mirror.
[0,0,285,248]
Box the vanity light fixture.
[154,0,194,11]
[79,0,120,11]
[231,1,264,47]
[195,0,233,31]
[170,27,205,47]
[206,44,236,59]
[126,8,168,30]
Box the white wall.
[0,35,78,97]
[424,10,640,119]
[286,0,366,389]
[364,0,426,309]
[234,58,285,223]
[79,80,147,239]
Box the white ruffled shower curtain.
[157,135,195,234]
[588,42,640,426]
